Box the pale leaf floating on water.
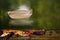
[8,5,32,19]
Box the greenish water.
[0,18,60,30]
[0,19,33,30]
[0,0,60,30]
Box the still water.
[0,18,34,30]
[0,4,34,30]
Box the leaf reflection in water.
[9,19,33,26]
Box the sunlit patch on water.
[0,29,29,37]
[0,33,9,37]
[0,29,60,40]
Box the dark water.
[0,18,34,30]
[0,18,60,30]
